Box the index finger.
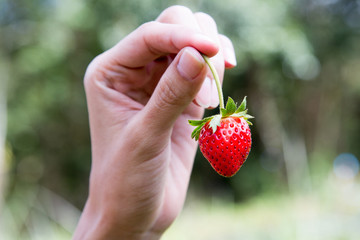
[102,21,219,68]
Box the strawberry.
[189,55,253,177]
[189,97,253,177]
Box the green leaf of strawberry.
[236,96,247,113]
[189,96,253,139]
[220,97,236,117]
[190,122,205,140]
[208,114,221,133]
[188,116,213,127]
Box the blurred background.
[1,0,360,239]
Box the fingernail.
[210,78,220,108]
[195,76,212,108]
[225,46,237,66]
[177,48,205,81]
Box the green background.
[1,0,360,239]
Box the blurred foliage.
[1,0,360,237]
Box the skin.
[73,5,236,240]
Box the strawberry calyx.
[189,96,254,141]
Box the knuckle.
[83,54,102,90]
[138,21,164,56]
[157,5,195,24]
[195,12,217,28]
[162,5,193,17]
[137,21,159,33]
[83,53,123,92]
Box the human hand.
[73,5,236,240]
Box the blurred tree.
[1,0,360,208]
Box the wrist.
[73,199,163,240]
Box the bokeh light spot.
[333,153,359,180]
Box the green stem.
[202,55,225,110]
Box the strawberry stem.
[202,55,225,110]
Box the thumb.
[141,47,207,133]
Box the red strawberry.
[189,54,253,177]
[198,116,251,177]
[189,96,253,177]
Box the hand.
[73,5,236,240]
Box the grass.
[1,171,359,239]
[0,185,80,240]
[163,172,360,240]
